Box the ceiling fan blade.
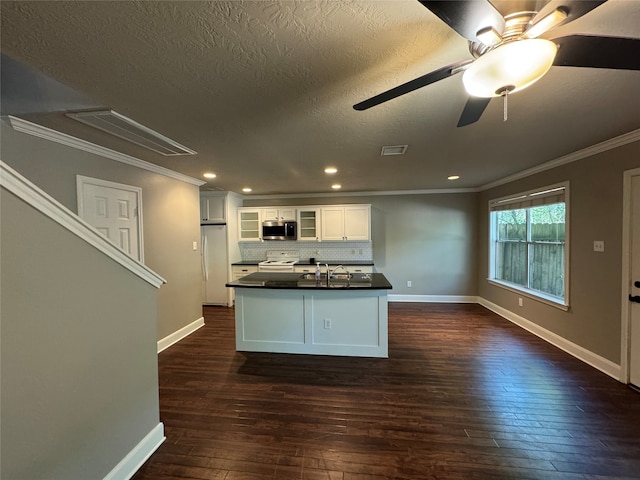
[457,97,491,127]
[418,0,505,42]
[552,35,640,70]
[532,1,607,35]
[353,59,472,111]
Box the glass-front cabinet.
[238,209,261,241]
[297,208,319,241]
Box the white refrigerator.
[201,224,229,305]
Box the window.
[489,184,568,307]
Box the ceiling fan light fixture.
[523,8,568,39]
[476,26,502,46]
[462,39,557,98]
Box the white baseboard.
[157,317,204,353]
[103,422,165,480]
[389,294,479,303]
[478,298,621,380]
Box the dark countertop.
[226,272,391,290]
[232,260,374,266]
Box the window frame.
[488,182,570,310]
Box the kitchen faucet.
[327,264,349,286]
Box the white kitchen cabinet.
[237,209,262,241]
[345,265,374,273]
[294,264,325,274]
[232,265,258,280]
[262,207,296,221]
[321,205,370,241]
[297,208,320,241]
[232,287,388,358]
[200,193,226,224]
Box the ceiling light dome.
[462,39,557,98]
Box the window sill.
[487,279,569,311]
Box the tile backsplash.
[240,242,372,262]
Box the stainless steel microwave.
[262,220,297,241]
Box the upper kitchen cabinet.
[238,208,262,241]
[200,193,226,224]
[262,207,296,221]
[321,205,370,241]
[297,208,320,241]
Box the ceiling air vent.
[66,109,196,156]
[381,145,408,156]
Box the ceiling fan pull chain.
[497,85,514,123]
[503,90,508,122]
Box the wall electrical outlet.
[518,297,523,307]
[407,281,412,288]
[192,241,198,251]
[324,318,332,329]
[593,240,605,252]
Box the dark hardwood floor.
[133,303,640,480]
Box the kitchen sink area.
[297,272,372,288]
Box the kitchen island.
[226,272,392,358]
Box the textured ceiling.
[1,0,639,195]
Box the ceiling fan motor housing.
[469,11,537,58]
[464,12,558,98]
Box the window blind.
[489,186,565,212]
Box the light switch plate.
[593,240,605,252]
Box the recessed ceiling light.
[324,167,338,174]
[381,145,408,156]
[242,187,252,193]
[448,175,460,180]
[203,172,217,179]
[331,184,342,190]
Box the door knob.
[630,295,640,303]
[635,281,640,288]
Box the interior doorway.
[622,167,640,386]
[76,175,144,262]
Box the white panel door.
[629,174,640,386]
[77,176,143,261]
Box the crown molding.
[0,160,166,288]
[4,116,206,187]
[243,187,479,200]
[480,128,640,191]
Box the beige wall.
[478,140,640,364]
[1,189,160,479]
[0,123,202,340]
[244,192,479,297]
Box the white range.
[258,251,299,272]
